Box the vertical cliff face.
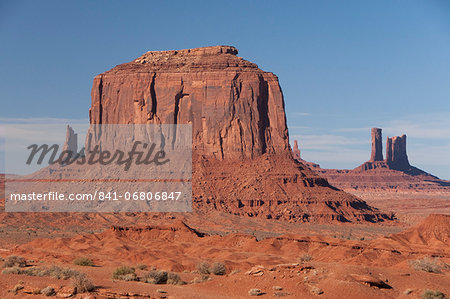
[89,46,289,160]
[386,136,393,164]
[370,128,383,162]
[88,46,392,223]
[386,134,410,170]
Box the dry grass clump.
[421,289,446,299]
[210,262,226,275]
[2,256,27,268]
[409,257,444,273]
[72,273,95,293]
[45,265,82,279]
[197,261,210,274]
[73,257,94,267]
[2,265,81,279]
[145,270,168,284]
[196,261,226,275]
[2,264,95,293]
[143,270,185,285]
[112,266,137,281]
[299,254,313,263]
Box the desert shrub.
[46,265,81,279]
[145,270,168,284]
[211,262,226,275]
[167,272,182,284]
[73,257,94,267]
[421,290,446,299]
[410,257,442,273]
[21,267,45,276]
[112,266,137,281]
[2,266,22,275]
[40,286,55,296]
[196,262,210,274]
[299,254,312,263]
[72,273,95,293]
[2,256,27,268]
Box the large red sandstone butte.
[88,46,392,223]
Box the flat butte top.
[103,46,261,74]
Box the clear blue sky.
[1,0,450,178]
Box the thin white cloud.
[0,117,88,124]
[293,112,312,116]
[290,134,367,150]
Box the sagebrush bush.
[299,254,313,263]
[197,262,210,274]
[421,289,446,299]
[72,273,95,293]
[73,257,94,267]
[2,265,81,279]
[211,262,226,275]
[167,272,181,284]
[145,270,168,284]
[46,265,82,279]
[410,257,442,273]
[2,266,22,275]
[112,266,136,280]
[2,256,27,268]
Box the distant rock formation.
[291,139,321,170]
[370,128,383,162]
[314,128,449,192]
[62,125,77,154]
[356,128,413,172]
[386,135,410,170]
[87,46,392,223]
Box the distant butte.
[293,128,449,192]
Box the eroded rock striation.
[89,46,392,223]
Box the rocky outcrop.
[356,129,413,172]
[88,46,393,223]
[386,135,410,170]
[370,128,383,161]
[292,140,301,161]
[62,125,77,154]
